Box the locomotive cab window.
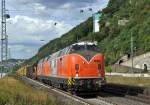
[69,43,101,61]
[71,44,100,52]
[86,45,100,52]
[71,44,85,51]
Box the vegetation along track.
[18,76,113,105]
[101,83,150,105]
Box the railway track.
[125,94,150,104]
[101,84,150,105]
[18,76,113,105]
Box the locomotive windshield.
[86,45,100,52]
[71,44,100,52]
[69,42,100,61]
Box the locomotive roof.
[72,41,97,46]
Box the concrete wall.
[121,52,150,71]
[111,64,145,73]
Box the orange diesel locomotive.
[28,42,106,93]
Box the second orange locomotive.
[27,42,106,93]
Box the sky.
[1,0,109,59]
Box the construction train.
[17,42,106,94]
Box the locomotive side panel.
[43,59,51,76]
[99,55,105,78]
[47,58,52,76]
[57,56,69,77]
[43,60,46,75]
[51,59,57,76]
[37,60,43,76]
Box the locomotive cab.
[67,42,106,93]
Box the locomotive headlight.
[82,61,85,64]
[75,64,79,77]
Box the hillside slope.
[25,0,150,66]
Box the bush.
[106,66,112,73]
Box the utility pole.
[1,0,10,77]
[8,48,11,60]
[131,32,134,73]
[129,0,134,73]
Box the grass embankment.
[106,76,150,87]
[0,76,65,105]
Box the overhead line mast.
[1,0,10,69]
